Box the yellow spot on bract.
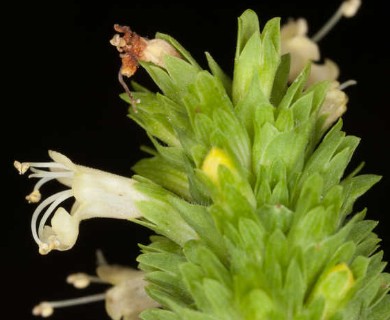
[201,147,234,184]
[329,263,355,289]
[312,262,355,318]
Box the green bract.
[120,10,389,320]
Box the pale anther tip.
[66,273,91,289]
[14,160,30,175]
[26,190,42,203]
[341,0,361,18]
[32,302,54,317]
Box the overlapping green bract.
[123,9,389,320]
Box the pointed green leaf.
[270,54,290,106]
[278,63,311,110]
[368,295,390,320]
[205,52,232,97]
[235,9,260,58]
[233,31,262,104]
[132,155,191,200]
[235,71,272,138]
[259,17,281,97]
[141,308,180,320]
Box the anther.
[341,0,361,17]
[26,190,42,203]
[14,160,30,175]
[32,302,54,318]
[67,273,106,289]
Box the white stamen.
[67,273,107,289]
[311,0,361,43]
[338,79,357,90]
[38,190,74,236]
[32,293,106,317]
[15,160,68,178]
[24,161,68,169]
[30,190,73,246]
[33,177,55,193]
[29,171,74,179]
[16,159,73,206]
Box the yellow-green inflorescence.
[16,4,389,320]
[125,9,390,320]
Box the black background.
[3,0,389,319]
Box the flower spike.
[17,4,390,320]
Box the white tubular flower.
[32,269,157,319]
[281,0,362,86]
[14,151,148,255]
[32,251,158,319]
[281,18,339,86]
[97,265,159,320]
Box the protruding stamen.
[28,170,74,179]
[338,79,357,90]
[38,190,73,236]
[31,177,56,197]
[30,190,73,246]
[26,190,42,203]
[67,273,107,289]
[16,161,68,172]
[311,0,361,43]
[32,293,106,318]
[16,159,73,206]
